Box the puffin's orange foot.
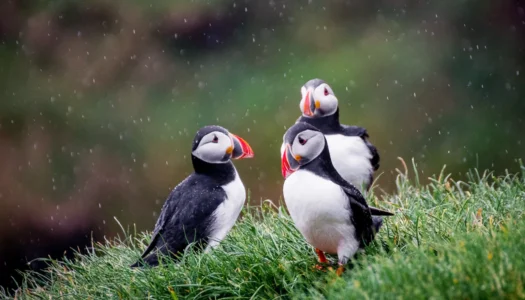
[315,248,327,264]
[313,248,331,272]
[313,264,333,271]
[336,264,345,276]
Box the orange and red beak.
[302,90,316,117]
[229,133,254,159]
[281,144,299,178]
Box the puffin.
[281,78,380,193]
[131,125,254,267]
[281,122,393,276]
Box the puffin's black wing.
[341,125,380,171]
[131,174,226,267]
[340,185,376,247]
[134,186,176,263]
[339,184,393,247]
[339,183,393,216]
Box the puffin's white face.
[290,129,325,163]
[281,129,326,178]
[299,83,338,118]
[192,131,233,164]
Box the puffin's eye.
[298,136,307,145]
[324,87,329,96]
[212,135,219,143]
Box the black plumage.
[131,170,232,267]
[131,126,245,267]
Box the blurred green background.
[0,0,524,290]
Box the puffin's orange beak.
[302,91,314,117]
[229,133,254,159]
[281,144,299,178]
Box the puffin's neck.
[300,108,341,133]
[191,155,236,185]
[302,144,341,181]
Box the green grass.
[4,159,525,299]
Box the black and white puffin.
[281,122,392,276]
[131,125,254,267]
[281,78,379,193]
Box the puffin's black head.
[281,122,326,178]
[300,78,338,118]
[191,125,254,164]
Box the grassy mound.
[4,161,525,299]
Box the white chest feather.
[283,170,359,255]
[324,134,373,192]
[206,172,246,251]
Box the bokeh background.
[1,0,524,290]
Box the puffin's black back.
[131,126,236,267]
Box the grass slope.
[3,160,525,299]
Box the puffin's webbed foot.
[313,248,330,271]
[334,255,352,276]
[336,263,345,276]
[315,248,327,263]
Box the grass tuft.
[3,161,525,299]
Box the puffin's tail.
[369,206,394,216]
[130,253,159,268]
[372,216,384,233]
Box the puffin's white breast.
[283,170,357,254]
[324,134,373,192]
[206,170,246,251]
